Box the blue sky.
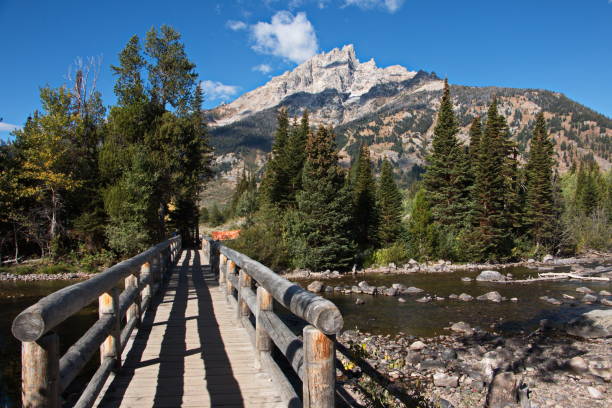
[1,0,611,140]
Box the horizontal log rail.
[13,236,182,408]
[202,237,343,408]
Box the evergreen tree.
[284,110,309,203]
[524,112,557,249]
[352,144,378,247]
[471,99,512,260]
[468,116,482,159]
[423,80,471,230]
[290,126,355,270]
[259,108,291,207]
[377,160,403,245]
[406,187,437,260]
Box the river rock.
[416,296,431,303]
[477,291,502,302]
[448,294,458,299]
[510,297,518,302]
[587,386,604,400]
[351,285,361,294]
[410,340,426,351]
[307,280,324,293]
[461,277,472,282]
[599,290,611,296]
[459,293,474,301]
[543,254,554,263]
[358,281,370,289]
[563,293,575,299]
[546,297,562,305]
[433,372,458,387]
[476,270,506,282]
[392,283,406,290]
[398,297,406,303]
[408,258,418,265]
[440,348,457,361]
[601,298,612,306]
[403,286,424,294]
[582,294,598,303]
[566,309,612,338]
[450,321,474,335]
[355,298,365,305]
[383,287,398,296]
[576,286,594,294]
[568,356,588,373]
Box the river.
[0,279,97,408]
[294,263,612,338]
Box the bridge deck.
[97,249,284,407]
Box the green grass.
[0,262,78,275]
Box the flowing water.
[0,279,97,408]
[295,263,612,338]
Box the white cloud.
[253,64,273,74]
[344,0,405,13]
[200,80,240,101]
[251,11,319,64]
[0,122,20,133]
[226,20,247,31]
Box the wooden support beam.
[22,332,59,408]
[303,325,335,408]
[226,260,236,300]
[98,288,121,373]
[140,262,151,313]
[256,286,273,370]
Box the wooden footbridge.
[12,236,349,408]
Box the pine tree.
[471,99,511,260]
[291,126,355,270]
[284,110,309,204]
[524,112,556,249]
[377,160,403,245]
[406,188,437,260]
[468,117,482,160]
[259,108,291,207]
[423,80,471,230]
[353,144,378,247]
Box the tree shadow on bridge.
[191,250,244,407]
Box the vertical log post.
[219,253,227,290]
[99,287,121,371]
[255,286,273,370]
[237,269,252,322]
[226,260,236,300]
[141,261,151,309]
[303,325,336,408]
[125,270,141,328]
[22,332,59,408]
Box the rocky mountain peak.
[210,44,417,127]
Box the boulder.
[351,286,362,294]
[458,293,474,301]
[602,298,612,306]
[566,309,612,338]
[546,297,562,305]
[448,294,458,299]
[383,287,398,296]
[582,294,598,303]
[398,297,406,303]
[409,340,426,351]
[403,286,424,294]
[475,270,506,282]
[477,291,502,302]
[599,290,611,296]
[576,286,594,294]
[587,386,604,400]
[510,297,518,302]
[392,283,407,290]
[355,298,365,305]
[450,321,474,335]
[408,258,418,265]
[307,280,324,293]
[416,296,431,303]
[433,373,458,388]
[542,254,554,263]
[357,281,370,289]
[562,293,575,300]
[461,277,472,282]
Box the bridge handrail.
[12,235,182,408]
[203,237,342,408]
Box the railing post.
[237,269,252,323]
[125,270,141,327]
[226,259,236,299]
[141,261,151,308]
[22,332,59,408]
[255,286,273,370]
[202,239,210,265]
[303,325,336,408]
[99,287,121,372]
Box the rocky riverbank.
[337,314,611,408]
[284,252,612,281]
[0,271,93,281]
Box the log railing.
[12,236,182,408]
[202,237,344,408]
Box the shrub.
[370,242,410,267]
